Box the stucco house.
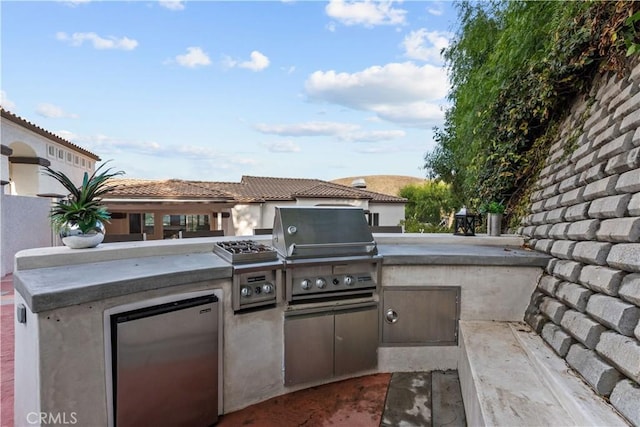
[102,175,407,239]
[0,108,100,275]
[1,108,406,274]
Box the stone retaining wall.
[520,59,640,425]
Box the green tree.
[425,0,639,226]
[399,181,455,232]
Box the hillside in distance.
[331,175,426,197]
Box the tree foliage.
[399,181,455,232]
[425,0,640,226]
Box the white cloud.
[373,102,445,127]
[338,129,405,142]
[60,0,91,7]
[88,134,165,156]
[159,1,185,11]
[57,131,260,179]
[36,103,79,119]
[175,47,211,68]
[427,2,445,16]
[282,65,296,74]
[239,51,270,71]
[325,0,406,28]
[56,32,138,50]
[66,132,213,160]
[55,130,77,141]
[254,121,406,144]
[253,121,359,137]
[223,51,270,72]
[0,91,16,110]
[175,144,224,158]
[402,29,451,63]
[304,62,448,128]
[264,140,301,153]
[355,144,401,154]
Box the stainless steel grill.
[213,207,382,312]
[274,207,382,386]
[272,206,382,304]
[272,206,378,260]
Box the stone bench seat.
[459,321,628,426]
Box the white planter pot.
[59,220,105,249]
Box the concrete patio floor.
[0,274,466,427]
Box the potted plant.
[482,201,505,236]
[43,162,124,249]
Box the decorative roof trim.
[1,108,100,161]
[9,156,51,167]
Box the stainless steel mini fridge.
[111,294,219,427]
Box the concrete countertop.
[14,252,231,313]
[379,244,549,267]
[13,234,549,313]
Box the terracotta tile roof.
[234,176,406,203]
[106,178,235,200]
[311,184,408,203]
[293,182,371,199]
[236,176,327,201]
[103,176,406,203]
[1,108,100,160]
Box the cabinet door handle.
[385,309,398,324]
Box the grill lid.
[272,206,377,259]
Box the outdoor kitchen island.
[12,232,553,426]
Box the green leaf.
[42,160,124,231]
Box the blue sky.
[1,0,457,182]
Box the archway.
[8,141,40,196]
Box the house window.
[81,158,86,167]
[144,213,155,235]
[58,149,64,160]
[161,214,210,239]
[74,155,79,165]
[66,152,72,163]
[367,213,379,226]
[48,145,55,157]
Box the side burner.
[212,240,282,313]
[213,240,279,264]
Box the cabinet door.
[334,305,378,376]
[382,287,459,345]
[284,312,333,386]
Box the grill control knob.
[240,286,252,297]
[344,275,355,286]
[316,278,327,289]
[301,279,312,290]
[262,283,274,294]
[332,278,340,286]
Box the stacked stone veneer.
[520,60,640,426]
